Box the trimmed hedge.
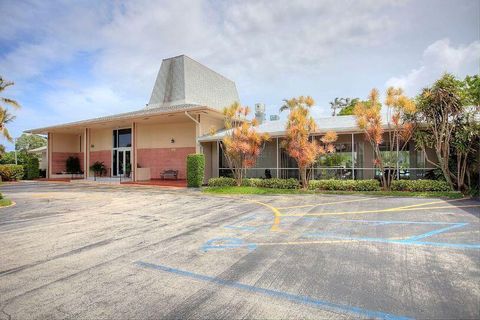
[391,180,452,192]
[208,177,237,187]
[208,177,299,189]
[309,179,381,191]
[207,177,451,192]
[25,157,40,180]
[247,178,299,189]
[186,154,205,187]
[0,164,24,181]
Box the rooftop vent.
[255,103,266,124]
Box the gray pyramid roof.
[147,55,240,111]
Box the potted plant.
[66,156,81,174]
[90,161,106,177]
[125,163,132,178]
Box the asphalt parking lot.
[0,182,479,319]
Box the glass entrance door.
[112,128,132,177]
[113,149,131,177]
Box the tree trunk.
[436,149,455,190]
[299,166,308,190]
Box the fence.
[219,167,438,180]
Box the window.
[113,128,132,148]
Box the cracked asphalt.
[0,181,479,319]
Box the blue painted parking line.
[303,232,480,250]
[223,215,271,232]
[303,217,466,225]
[135,261,414,320]
[201,237,257,252]
[403,223,468,242]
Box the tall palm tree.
[0,108,16,142]
[0,76,21,142]
[279,99,293,113]
[329,97,343,116]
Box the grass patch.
[0,198,13,207]
[202,186,463,198]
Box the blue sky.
[1,0,479,150]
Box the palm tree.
[0,108,16,142]
[329,97,343,116]
[0,76,21,142]
[279,99,292,113]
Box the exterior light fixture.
[171,138,175,144]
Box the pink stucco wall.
[137,147,195,179]
[51,152,84,174]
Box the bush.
[0,164,24,181]
[25,156,39,180]
[186,154,205,187]
[208,177,299,189]
[90,161,106,176]
[250,178,299,189]
[208,177,237,187]
[66,156,81,173]
[391,180,452,192]
[308,179,381,191]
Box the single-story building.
[28,145,48,171]
[26,55,437,183]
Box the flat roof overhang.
[197,127,368,143]
[25,106,224,135]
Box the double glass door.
[112,128,132,177]
[113,149,131,176]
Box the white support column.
[351,133,355,180]
[276,137,279,178]
[132,122,137,182]
[47,132,52,179]
[83,128,88,179]
[216,140,220,177]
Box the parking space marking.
[135,261,413,320]
[247,199,282,231]
[404,223,468,242]
[282,204,480,217]
[302,232,480,250]
[392,198,469,211]
[276,197,377,210]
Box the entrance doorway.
[112,128,132,177]
[113,149,131,176]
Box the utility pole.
[14,137,18,165]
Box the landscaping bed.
[204,177,462,198]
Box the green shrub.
[391,180,452,192]
[90,161,106,176]
[25,157,40,180]
[186,154,205,187]
[208,177,237,187]
[253,178,299,189]
[309,179,381,191]
[0,164,24,181]
[208,177,299,189]
[66,156,81,173]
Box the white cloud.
[8,0,480,150]
[385,39,480,95]
[1,0,406,91]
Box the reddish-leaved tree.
[221,102,270,186]
[282,96,337,189]
[354,88,416,190]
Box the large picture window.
[113,128,132,148]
